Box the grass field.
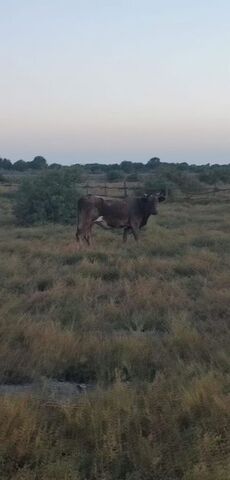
[0,190,230,479]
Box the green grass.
[0,193,230,479]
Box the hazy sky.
[0,1,230,165]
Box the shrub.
[0,158,12,170]
[0,173,7,183]
[106,170,124,182]
[14,170,81,225]
[29,156,47,170]
[48,163,62,170]
[142,176,175,198]
[120,160,133,173]
[13,160,28,172]
[143,171,204,199]
[126,173,140,182]
[166,171,203,192]
[146,157,161,168]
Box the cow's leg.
[131,226,139,241]
[76,228,82,249]
[76,199,100,248]
[76,229,82,250]
[123,227,129,243]
[84,233,90,245]
[86,219,98,246]
[84,226,93,246]
[76,222,92,247]
[83,226,92,246]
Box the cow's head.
[142,191,166,214]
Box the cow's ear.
[141,194,148,202]
[157,191,166,202]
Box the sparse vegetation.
[0,180,230,479]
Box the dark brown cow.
[76,192,165,245]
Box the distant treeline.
[1,155,230,185]
[0,156,49,171]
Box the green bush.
[0,174,7,183]
[106,170,124,182]
[14,170,81,225]
[142,176,176,199]
[143,171,204,199]
[165,171,203,192]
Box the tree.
[49,163,62,170]
[13,160,28,171]
[147,157,160,169]
[133,162,145,172]
[30,156,47,169]
[0,158,12,170]
[120,161,133,173]
[85,163,106,174]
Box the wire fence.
[1,179,230,202]
[78,180,139,198]
[78,181,230,202]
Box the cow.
[76,192,166,245]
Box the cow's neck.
[140,211,151,227]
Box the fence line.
[78,181,230,200]
[78,182,139,193]
[1,180,230,201]
[79,180,136,198]
[185,186,230,198]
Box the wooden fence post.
[165,185,169,202]
[124,180,127,197]
[104,183,107,196]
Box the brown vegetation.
[0,189,230,479]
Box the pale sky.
[0,0,230,165]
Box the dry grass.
[0,194,230,479]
